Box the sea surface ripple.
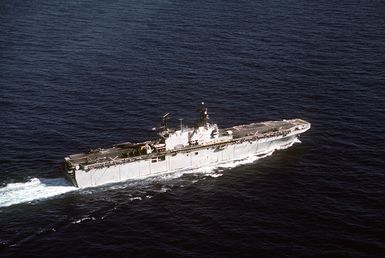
[1,0,385,256]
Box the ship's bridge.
[165,128,193,151]
[164,123,221,151]
[162,103,234,151]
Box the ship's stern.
[61,159,79,187]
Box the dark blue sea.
[1,0,385,257]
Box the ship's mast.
[153,113,171,140]
[179,118,184,132]
[196,102,209,127]
[162,113,170,130]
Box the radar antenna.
[162,113,170,130]
[152,113,171,138]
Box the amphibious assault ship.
[62,104,310,187]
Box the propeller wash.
[62,103,311,187]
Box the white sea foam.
[129,197,142,201]
[71,216,96,224]
[0,178,76,208]
[0,137,301,207]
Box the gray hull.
[72,133,299,188]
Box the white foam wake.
[0,138,302,207]
[0,178,76,208]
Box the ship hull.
[69,132,302,188]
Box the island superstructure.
[62,103,311,187]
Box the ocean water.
[1,0,385,256]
